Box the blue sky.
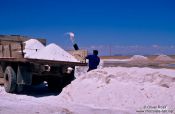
[0,0,175,55]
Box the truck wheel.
[4,66,17,93]
[0,65,3,78]
[47,78,63,92]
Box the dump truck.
[0,35,87,93]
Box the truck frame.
[0,35,87,93]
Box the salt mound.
[129,55,149,62]
[128,55,149,65]
[59,67,175,112]
[75,66,88,78]
[24,39,45,58]
[30,43,78,62]
[155,54,174,61]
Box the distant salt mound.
[155,54,174,61]
[129,55,149,63]
[59,67,175,112]
[24,39,45,58]
[30,43,78,62]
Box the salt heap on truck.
[24,39,78,62]
[58,67,175,114]
[23,39,45,58]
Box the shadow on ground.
[19,83,62,98]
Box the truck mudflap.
[17,64,32,85]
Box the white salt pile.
[101,55,149,65]
[1,67,175,114]
[155,54,174,62]
[24,39,78,62]
[23,39,45,57]
[129,55,149,62]
[75,66,88,78]
[29,43,78,62]
[75,61,104,77]
[59,67,175,113]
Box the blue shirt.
[86,55,100,69]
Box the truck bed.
[0,58,87,66]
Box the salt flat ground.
[0,61,175,114]
[100,55,175,69]
[100,55,175,60]
[0,84,126,114]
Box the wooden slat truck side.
[0,35,87,93]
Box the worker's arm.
[85,55,90,59]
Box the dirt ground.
[100,55,175,60]
[100,55,175,70]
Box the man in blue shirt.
[86,50,100,72]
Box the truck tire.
[4,66,17,93]
[47,78,63,92]
[0,65,3,78]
